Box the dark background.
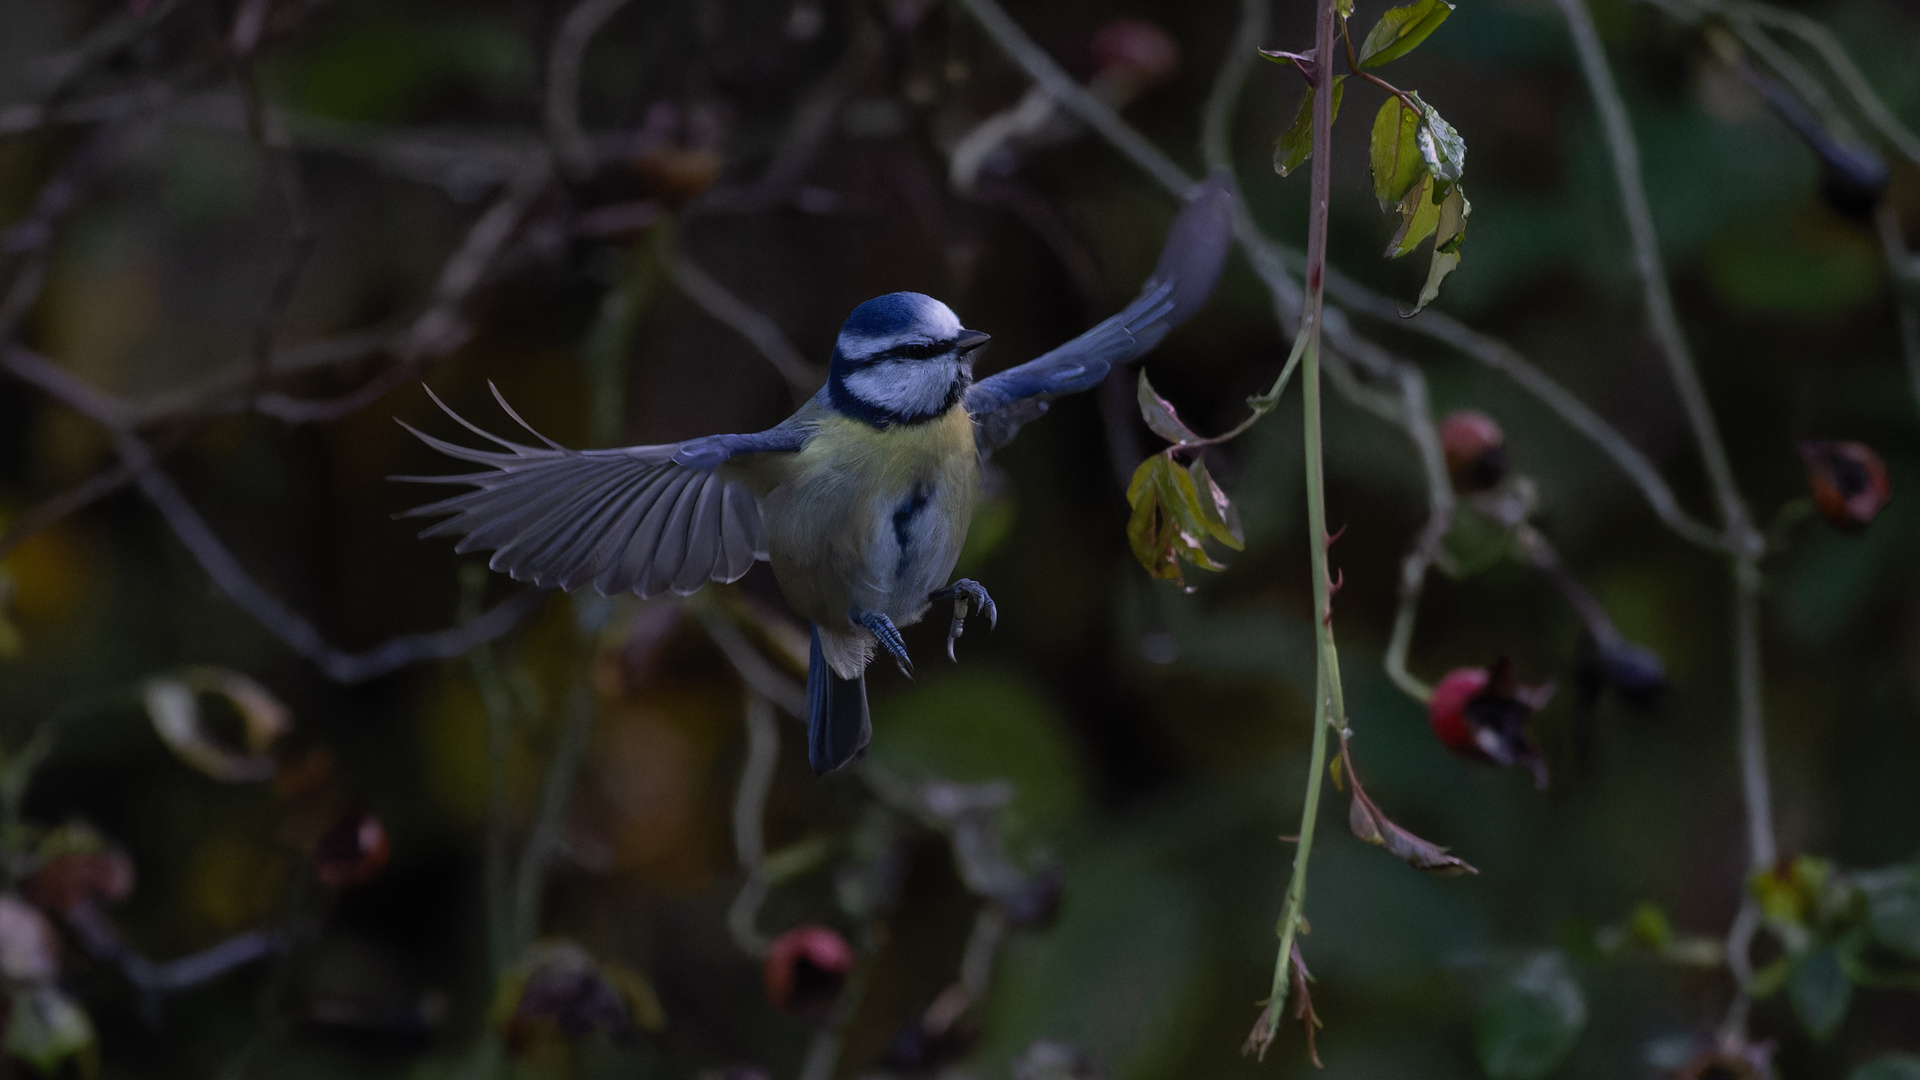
[0,0,1917,1077]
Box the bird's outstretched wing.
[965,173,1235,456]
[395,385,811,597]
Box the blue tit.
[397,177,1232,775]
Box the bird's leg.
[856,610,913,677]
[927,579,997,661]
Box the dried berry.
[763,925,854,1016]
[1428,659,1554,789]
[1439,410,1508,493]
[313,810,391,889]
[1089,20,1180,105]
[1800,440,1890,532]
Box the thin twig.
[1734,1,1920,169]
[1872,202,1920,419]
[545,0,637,179]
[664,247,823,399]
[1556,0,1777,1038]
[510,669,597,951]
[727,692,780,957]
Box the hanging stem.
[1251,0,1344,1055]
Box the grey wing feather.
[965,172,1234,456]
[396,387,808,598]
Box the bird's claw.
[857,611,913,677]
[928,579,997,661]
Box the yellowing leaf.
[1406,183,1470,315]
[1358,0,1455,68]
[1188,457,1245,549]
[1387,175,1441,257]
[1126,455,1234,588]
[1274,76,1346,178]
[1370,96,1426,211]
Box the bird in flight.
[399,178,1233,775]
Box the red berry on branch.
[1427,659,1554,789]
[763,925,854,1017]
[1799,440,1890,532]
[1439,410,1508,493]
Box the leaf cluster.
[1745,855,1920,1039]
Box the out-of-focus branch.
[2,342,544,683]
[63,899,283,997]
[510,672,596,951]
[1735,1,1920,169]
[954,0,1194,199]
[0,84,174,139]
[1873,203,1920,418]
[545,0,636,180]
[727,692,780,957]
[1556,0,1777,1040]
[0,460,138,560]
[664,247,823,399]
[1556,0,1756,554]
[14,0,187,104]
[1382,365,1454,704]
[695,607,808,718]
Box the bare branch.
[727,692,780,957]
[0,460,138,561]
[665,252,823,399]
[63,899,283,997]
[545,0,637,180]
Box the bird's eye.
[884,341,946,362]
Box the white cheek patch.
[843,359,958,418]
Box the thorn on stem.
[1324,523,1347,549]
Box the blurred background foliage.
[0,0,1917,1077]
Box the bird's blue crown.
[827,292,988,427]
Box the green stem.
[1255,0,1344,1052]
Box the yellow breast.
[797,405,978,491]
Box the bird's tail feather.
[808,625,870,776]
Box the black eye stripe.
[868,340,950,363]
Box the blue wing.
[965,174,1234,455]
[396,384,812,598]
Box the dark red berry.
[1089,20,1180,102]
[764,925,854,1016]
[1427,659,1553,789]
[1800,440,1890,532]
[314,810,391,889]
[1439,410,1508,493]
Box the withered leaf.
[1343,744,1477,875]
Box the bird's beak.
[954,329,991,354]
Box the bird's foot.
[856,610,913,677]
[928,579,997,661]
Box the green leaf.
[1357,0,1455,67]
[1370,95,1426,210]
[1414,94,1467,191]
[1136,372,1201,445]
[1788,944,1852,1039]
[1386,175,1440,257]
[1474,952,1587,1080]
[6,987,94,1073]
[1336,0,1354,18]
[1126,455,1233,588]
[1273,76,1346,178]
[1854,864,1920,959]
[1850,1054,1920,1080]
[1407,183,1469,315]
